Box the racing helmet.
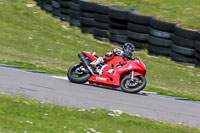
[122,42,135,58]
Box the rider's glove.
[105,51,113,57]
[114,48,123,56]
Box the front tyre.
[120,75,146,93]
[67,63,91,84]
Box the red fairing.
[81,53,146,88]
[82,51,98,61]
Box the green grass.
[0,0,200,101]
[89,0,200,30]
[0,94,200,133]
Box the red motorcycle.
[67,51,147,93]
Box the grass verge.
[0,94,200,133]
[0,0,200,100]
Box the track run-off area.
[0,66,200,128]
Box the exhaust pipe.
[78,53,94,75]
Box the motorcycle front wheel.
[67,63,91,84]
[120,75,146,93]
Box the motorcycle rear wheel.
[67,63,91,84]
[120,75,146,93]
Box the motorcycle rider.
[90,42,135,74]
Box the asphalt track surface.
[0,66,200,128]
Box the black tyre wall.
[69,1,80,11]
[174,26,198,40]
[60,0,70,8]
[172,26,197,64]
[128,12,153,25]
[109,34,128,44]
[148,36,172,48]
[81,12,94,18]
[81,27,94,34]
[109,26,127,35]
[127,30,149,42]
[52,8,61,18]
[60,0,70,21]
[94,21,109,30]
[93,28,109,38]
[195,41,200,52]
[195,59,200,67]
[128,39,148,49]
[40,2,45,9]
[80,0,96,12]
[45,0,52,4]
[171,31,196,64]
[44,3,53,13]
[93,4,109,39]
[71,0,80,4]
[150,18,175,32]
[80,17,94,27]
[69,10,80,19]
[94,13,109,23]
[148,18,174,56]
[60,14,69,21]
[149,28,172,39]
[95,4,109,14]
[52,0,60,8]
[69,0,81,27]
[172,34,195,48]
[170,52,195,63]
[108,7,129,44]
[79,1,96,34]
[61,8,69,14]
[127,12,151,49]
[148,44,171,56]
[127,22,149,33]
[109,18,127,28]
[109,6,131,20]
[70,18,81,27]
[195,52,200,60]
[171,44,195,57]
[197,32,200,41]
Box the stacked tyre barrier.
[171,26,197,64]
[108,7,134,45]
[195,32,200,66]
[44,0,52,13]
[148,18,175,56]
[35,0,44,9]
[69,0,81,27]
[93,4,110,41]
[80,1,96,34]
[52,0,61,18]
[38,0,46,10]
[127,13,152,49]
[34,0,200,67]
[60,0,70,22]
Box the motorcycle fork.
[131,71,134,81]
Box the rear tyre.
[67,63,91,84]
[120,75,146,93]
